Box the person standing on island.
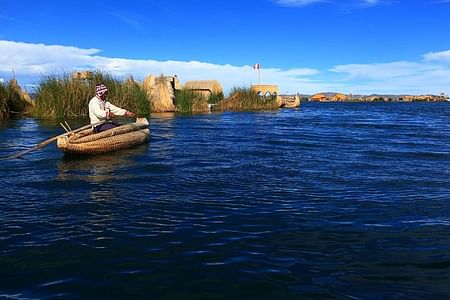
[89,83,135,133]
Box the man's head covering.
[95,83,108,98]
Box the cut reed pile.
[33,72,150,119]
[0,79,33,119]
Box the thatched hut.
[311,93,328,101]
[183,80,223,99]
[250,84,284,107]
[72,71,93,80]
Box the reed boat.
[279,95,300,108]
[57,118,150,155]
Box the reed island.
[0,71,300,120]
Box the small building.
[183,80,223,99]
[251,84,279,98]
[331,93,347,101]
[310,93,328,101]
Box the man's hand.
[106,111,116,119]
[125,111,135,117]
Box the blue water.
[1,102,450,299]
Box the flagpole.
[258,68,260,85]
[254,63,261,85]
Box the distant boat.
[279,95,301,108]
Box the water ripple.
[1,103,450,298]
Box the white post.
[254,63,261,84]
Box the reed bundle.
[0,79,33,119]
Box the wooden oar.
[6,120,107,159]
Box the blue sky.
[1,0,450,95]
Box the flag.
[253,63,260,70]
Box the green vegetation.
[174,89,209,113]
[0,82,7,119]
[175,87,278,113]
[5,71,281,119]
[208,91,224,105]
[217,87,279,111]
[32,72,150,119]
[126,80,151,117]
[33,74,90,118]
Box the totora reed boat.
[57,118,150,155]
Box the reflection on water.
[0,118,42,152]
[57,144,149,183]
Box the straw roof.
[183,80,223,94]
[72,71,93,80]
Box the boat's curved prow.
[136,117,149,126]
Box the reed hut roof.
[184,80,223,94]
[72,71,93,80]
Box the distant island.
[299,92,449,102]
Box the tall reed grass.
[174,90,209,113]
[217,87,279,111]
[0,82,7,119]
[208,92,224,105]
[33,72,150,119]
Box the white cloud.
[273,0,384,8]
[330,61,432,80]
[330,61,450,94]
[0,40,100,76]
[0,14,18,22]
[423,50,450,63]
[109,12,144,31]
[0,40,450,95]
[0,78,4,84]
[0,40,318,94]
[273,0,328,7]
[360,0,380,7]
[432,0,450,4]
[364,0,380,5]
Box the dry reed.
[0,79,32,119]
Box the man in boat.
[89,83,135,133]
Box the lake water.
[1,102,450,299]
